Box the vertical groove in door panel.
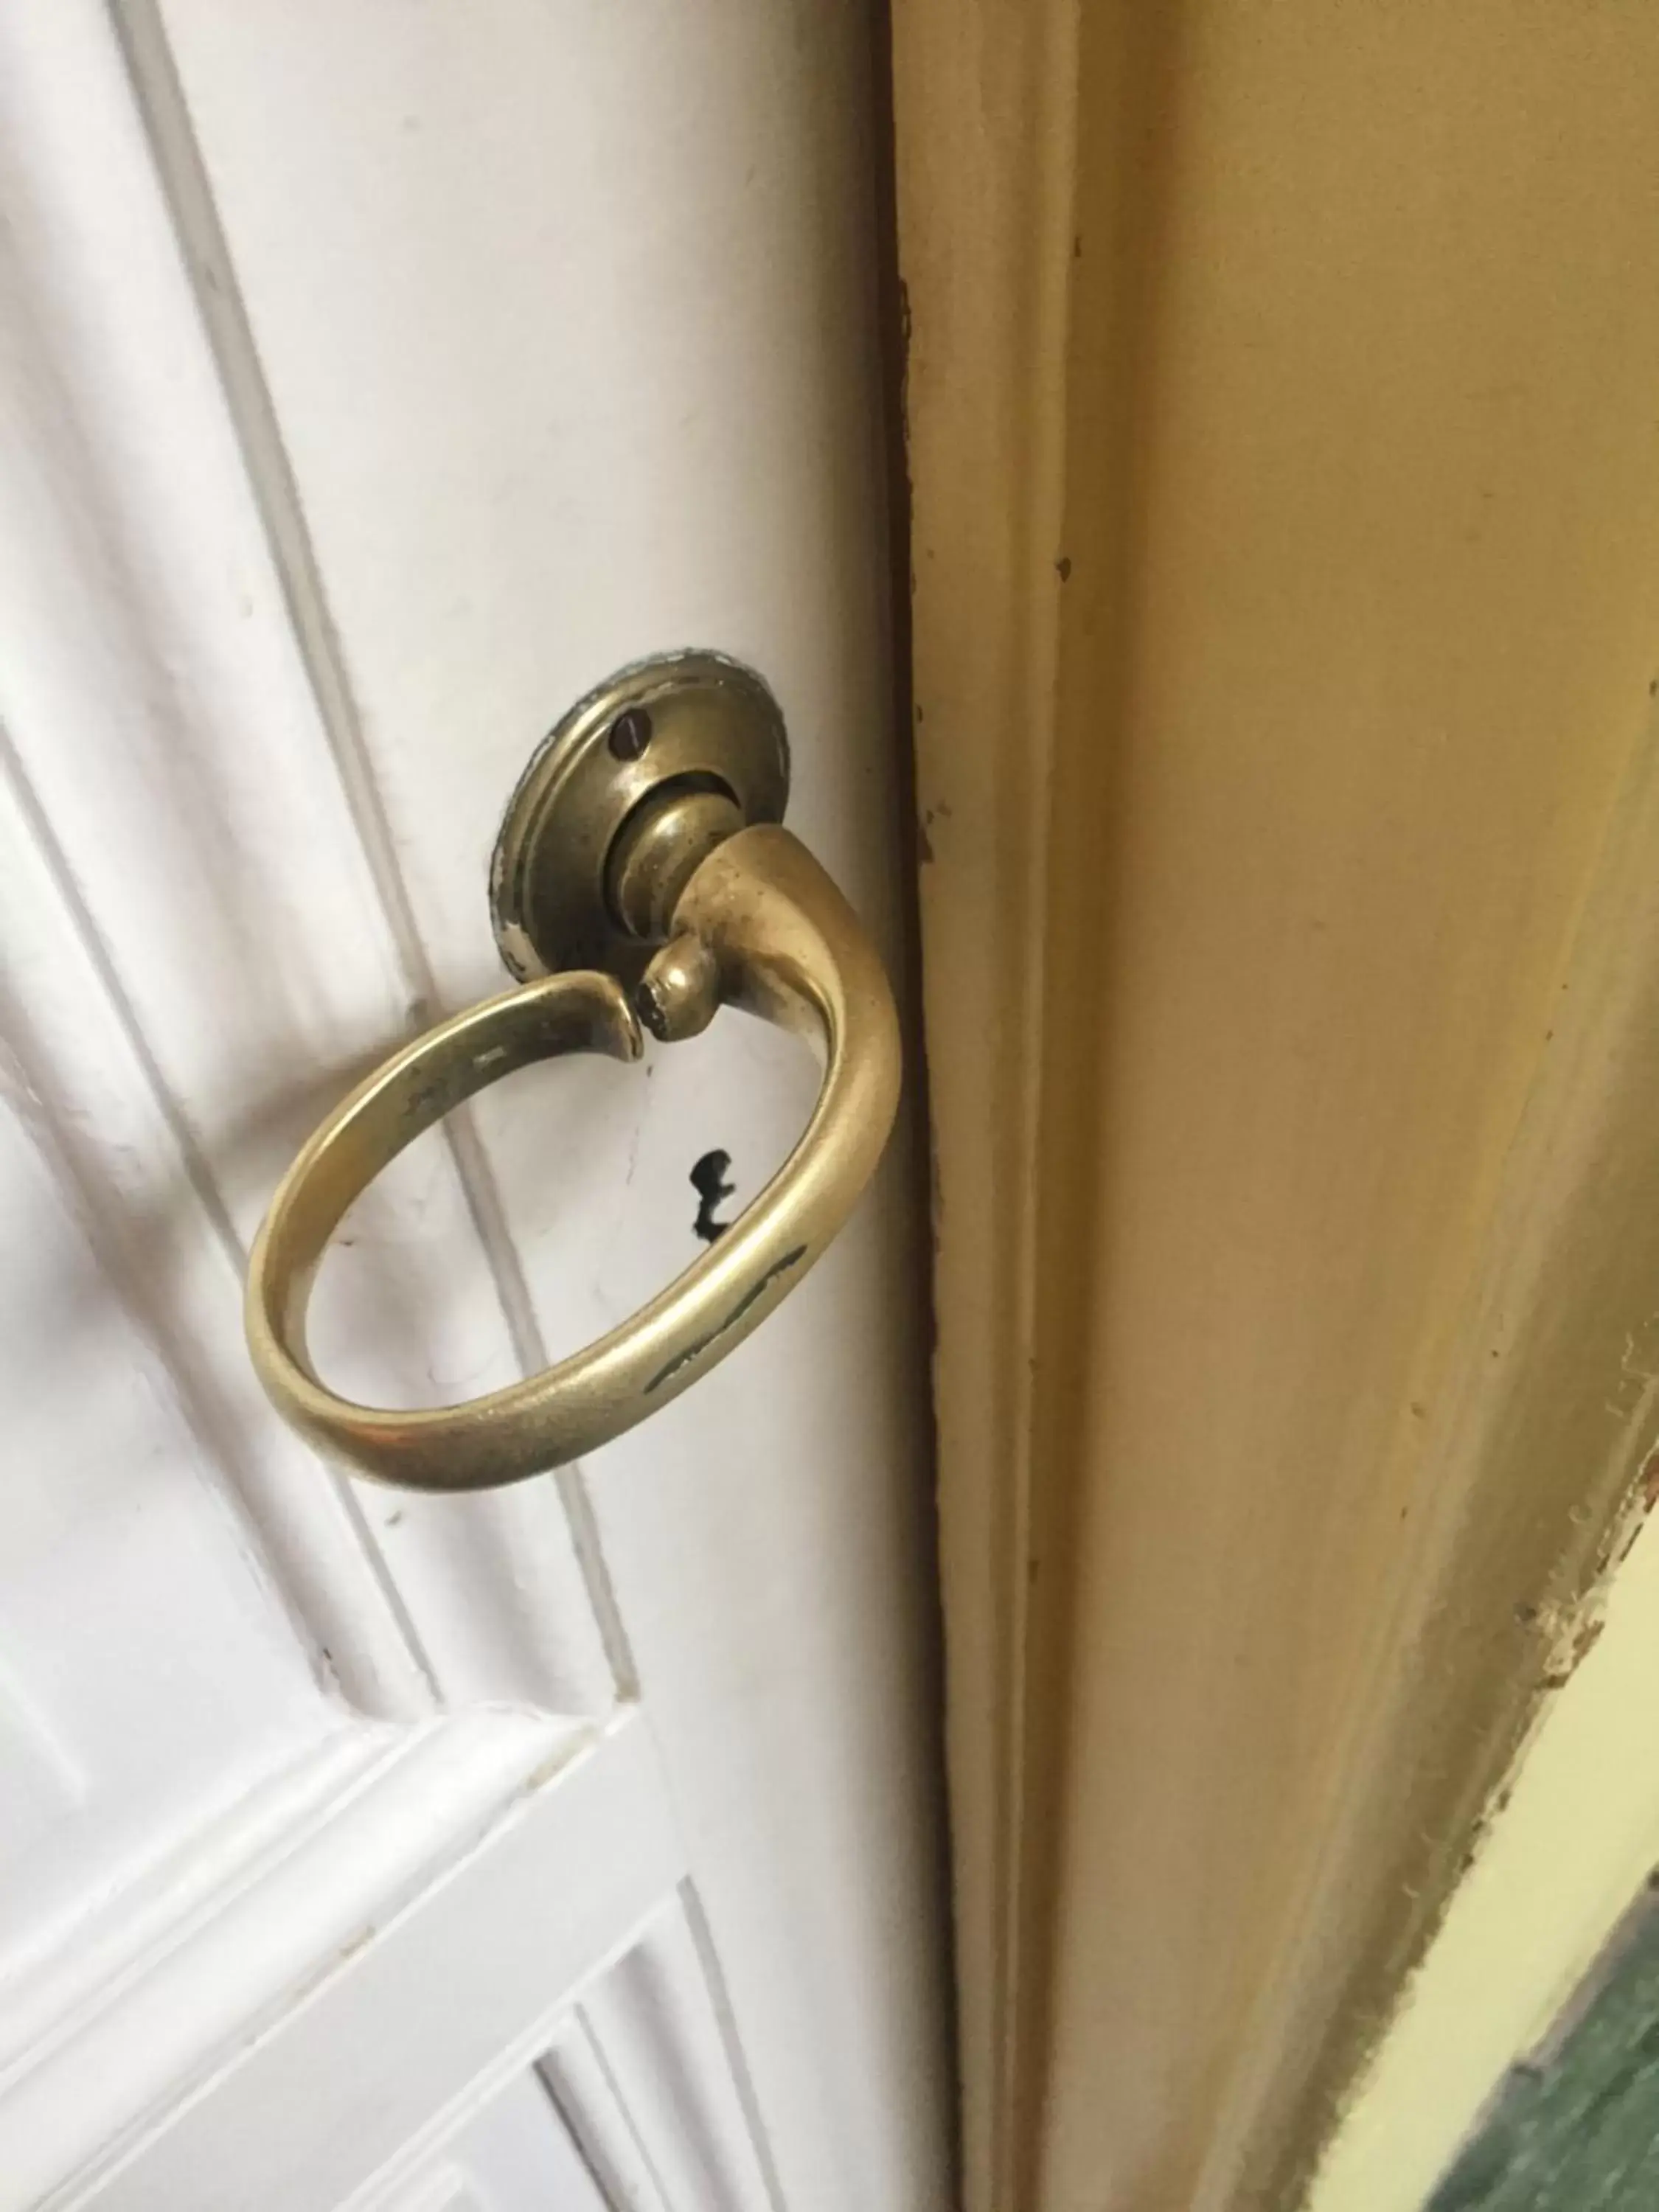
[0,730,437,1719]
[0,917,354,1981]
[109,0,639,1705]
[0,0,616,1714]
[540,2019,674,2212]
[572,1901,779,2212]
[669,1883,789,2212]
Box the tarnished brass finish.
[636,931,722,1043]
[246,654,899,1490]
[490,648,788,985]
[608,783,745,942]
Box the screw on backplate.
[608,706,653,761]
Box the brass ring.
[246,825,900,1489]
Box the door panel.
[33,1717,670,2211]
[0,2,945,2208]
[0,1101,330,1979]
[125,3,946,2205]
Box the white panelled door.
[0,6,947,2209]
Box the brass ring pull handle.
[245,653,900,1491]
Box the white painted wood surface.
[361,2070,609,2212]
[39,1717,675,2211]
[0,2,947,2207]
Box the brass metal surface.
[608,782,745,942]
[246,654,897,1491]
[489,648,789,986]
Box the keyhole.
[690,1149,736,1244]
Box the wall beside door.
[892,4,1659,2207]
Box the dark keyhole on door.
[690,1149,736,1244]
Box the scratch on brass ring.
[645,1244,810,1393]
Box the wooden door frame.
[892,4,1659,2204]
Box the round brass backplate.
[490,649,790,983]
